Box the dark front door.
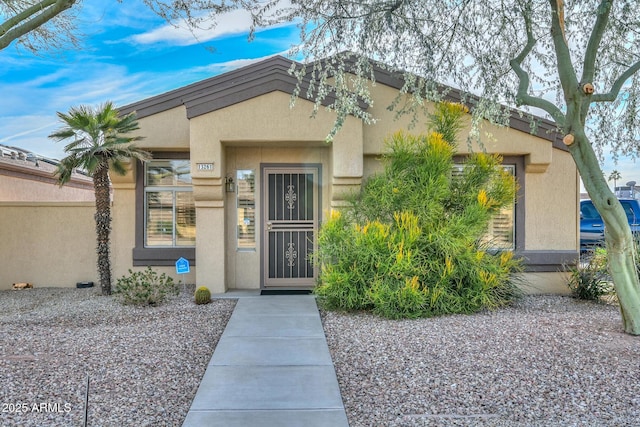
[262,166,319,288]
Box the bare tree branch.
[0,0,77,51]
[548,0,578,99]
[581,0,613,85]
[592,59,640,102]
[510,3,565,126]
[577,0,613,123]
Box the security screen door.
[262,166,319,288]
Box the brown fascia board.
[118,55,300,118]
[120,53,566,152]
[362,61,566,151]
[183,67,355,119]
[184,70,300,118]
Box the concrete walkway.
[182,295,349,427]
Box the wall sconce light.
[225,176,235,192]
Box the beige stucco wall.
[110,162,138,281]
[364,83,554,170]
[0,157,94,203]
[519,272,572,295]
[188,91,362,181]
[134,106,190,150]
[103,107,192,286]
[0,174,95,202]
[224,146,331,290]
[109,160,197,285]
[188,91,363,292]
[525,149,579,250]
[0,202,97,290]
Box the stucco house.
[102,55,578,295]
[0,145,97,289]
[0,144,94,202]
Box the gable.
[119,56,344,120]
[119,54,565,152]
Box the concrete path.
[182,295,349,427]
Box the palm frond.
[49,100,149,178]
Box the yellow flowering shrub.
[314,102,521,318]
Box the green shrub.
[567,248,611,300]
[114,267,179,306]
[194,286,212,305]
[565,239,640,301]
[315,102,522,318]
[565,233,640,302]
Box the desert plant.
[114,267,179,306]
[567,248,611,301]
[567,235,640,302]
[194,286,212,305]
[315,102,521,318]
[49,102,150,295]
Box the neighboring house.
[0,144,94,202]
[110,55,579,295]
[0,145,97,289]
[615,185,639,200]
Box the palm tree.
[49,101,150,295]
[609,170,622,194]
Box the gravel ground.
[321,296,640,427]
[0,286,235,427]
[3,288,639,427]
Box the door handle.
[267,222,272,230]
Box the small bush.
[114,267,179,306]
[567,235,640,301]
[567,249,611,300]
[194,286,212,305]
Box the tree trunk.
[607,228,640,334]
[93,161,112,295]
[572,133,640,335]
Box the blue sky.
[0,1,299,160]
[1,1,637,190]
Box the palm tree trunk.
[93,161,112,295]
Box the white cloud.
[0,63,164,160]
[187,50,291,74]
[131,9,261,46]
[0,116,62,159]
[129,0,297,47]
[0,121,58,143]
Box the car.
[580,199,640,249]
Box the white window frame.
[144,160,195,248]
[236,169,256,250]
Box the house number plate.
[197,163,214,171]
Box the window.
[144,160,195,247]
[236,170,256,249]
[484,165,515,250]
[453,163,516,251]
[621,201,638,223]
[580,201,601,220]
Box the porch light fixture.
[225,176,235,192]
